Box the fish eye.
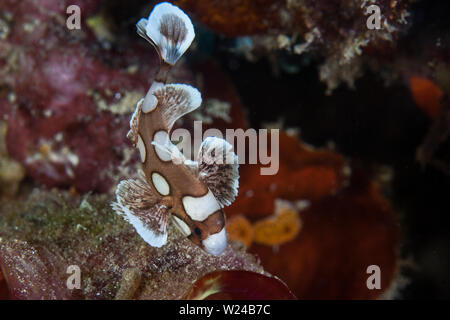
[194,227,202,236]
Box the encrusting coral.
[225,132,400,299]
[0,0,158,193]
[0,190,275,299]
[226,200,303,248]
[0,0,412,300]
[226,215,253,248]
[175,0,411,93]
[252,200,302,247]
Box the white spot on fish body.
[142,81,164,113]
[151,172,170,196]
[182,189,221,221]
[137,134,146,163]
[153,130,172,161]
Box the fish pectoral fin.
[197,137,239,207]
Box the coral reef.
[0,0,159,193]
[0,121,25,196]
[228,133,350,220]
[226,216,253,248]
[0,0,448,300]
[176,0,409,37]
[252,200,302,247]
[183,270,296,300]
[227,200,303,248]
[0,190,267,299]
[0,0,244,194]
[176,0,411,93]
[226,133,400,299]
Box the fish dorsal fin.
[197,137,239,207]
[138,2,195,65]
[153,84,201,131]
[112,170,169,247]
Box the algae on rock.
[0,190,265,299]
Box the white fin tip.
[202,228,227,256]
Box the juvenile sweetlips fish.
[112,2,239,256]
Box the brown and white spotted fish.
[112,2,239,256]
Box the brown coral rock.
[0,190,265,299]
[175,0,288,36]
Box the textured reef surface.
[0,0,197,193]
[175,0,411,93]
[1,0,449,300]
[0,190,285,299]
